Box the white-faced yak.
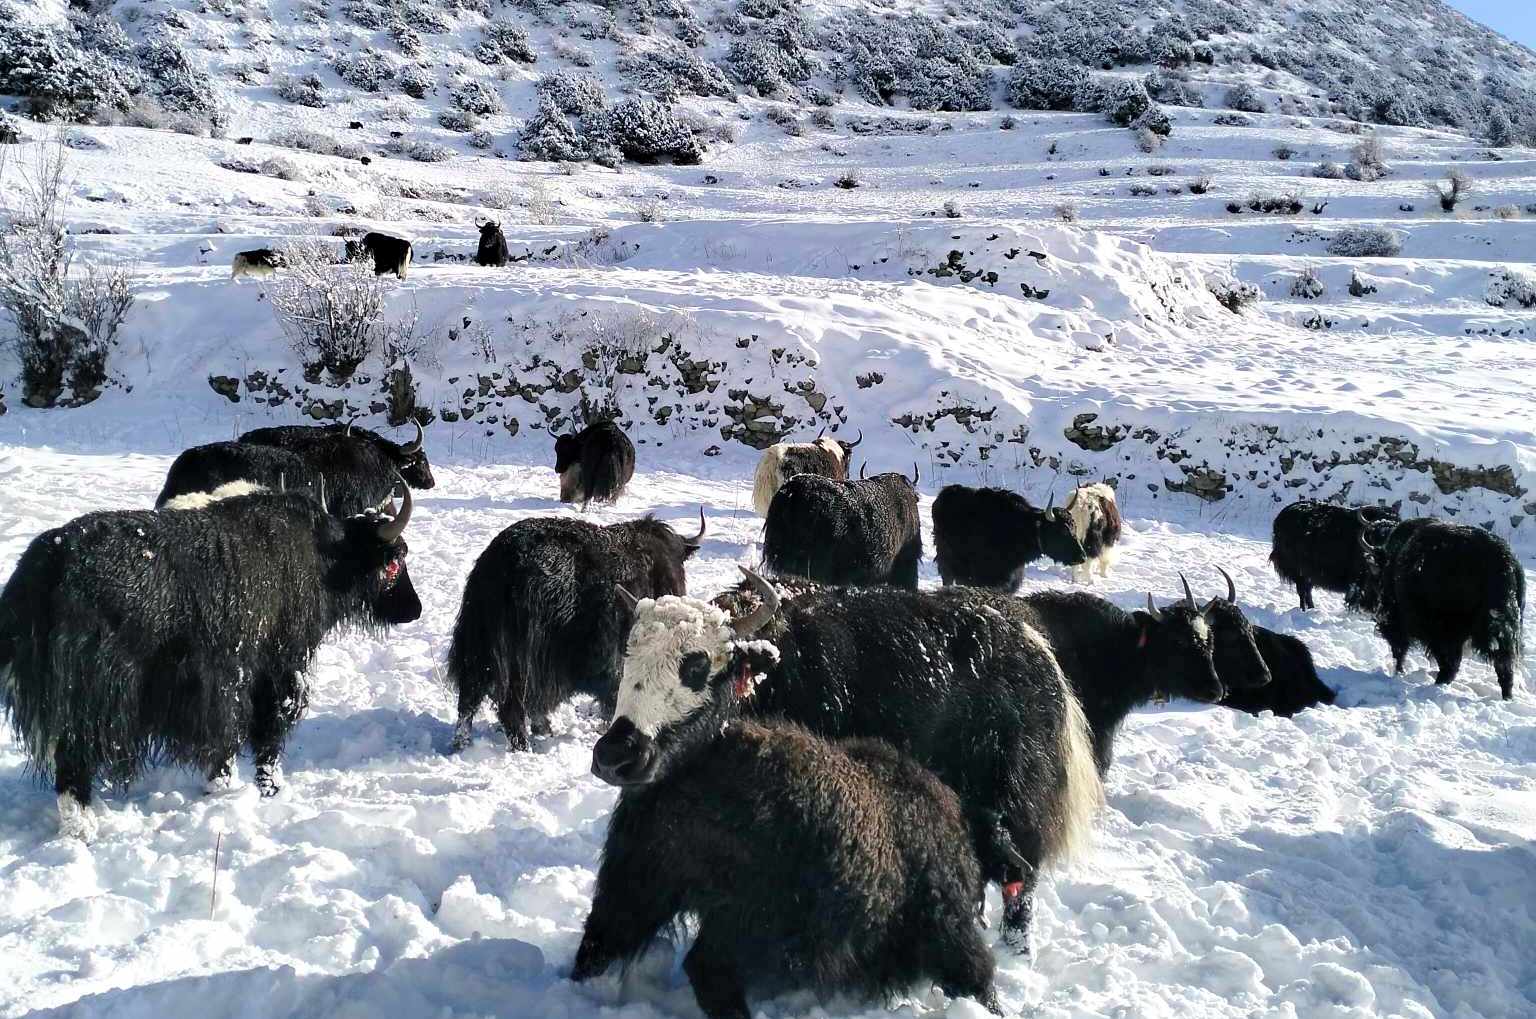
[932,485,1086,591]
[554,420,636,506]
[445,511,705,752]
[749,430,862,516]
[762,464,922,588]
[1063,482,1123,584]
[593,571,1103,952]
[0,484,420,840]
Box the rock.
[1063,412,1126,452]
[209,375,241,402]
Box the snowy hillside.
[1,0,1535,1016]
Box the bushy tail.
[1044,682,1105,867]
[445,578,516,714]
[0,539,65,770]
[751,450,783,516]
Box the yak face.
[592,595,774,787]
[1132,598,1223,703]
[1037,509,1088,566]
[1347,519,1397,611]
[335,493,422,626]
[1203,599,1272,693]
[554,433,582,474]
[386,421,434,490]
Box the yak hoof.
[57,793,99,843]
[255,766,282,798]
[1000,925,1032,958]
[449,719,474,753]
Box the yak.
[1197,568,1334,717]
[1357,518,1525,699]
[445,510,706,752]
[239,419,434,505]
[1063,482,1123,584]
[593,572,1240,950]
[749,430,862,515]
[156,441,335,513]
[1270,500,1398,611]
[474,220,509,267]
[0,483,420,839]
[932,485,1085,591]
[231,248,286,280]
[554,420,636,506]
[575,713,1003,1018]
[345,231,412,279]
[762,464,921,588]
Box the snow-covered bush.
[385,138,454,162]
[389,23,423,56]
[334,50,395,93]
[605,96,704,164]
[519,96,617,166]
[134,35,218,119]
[1485,268,1536,308]
[274,73,327,108]
[270,127,364,159]
[1345,137,1389,181]
[438,109,479,132]
[1099,79,1153,127]
[1429,169,1471,212]
[1212,112,1251,127]
[1289,267,1325,299]
[450,81,505,116]
[1326,226,1403,257]
[1493,204,1521,221]
[765,105,801,135]
[726,33,814,98]
[957,22,1017,65]
[467,129,495,151]
[1006,58,1092,112]
[1207,274,1261,313]
[477,21,536,65]
[1133,105,1172,137]
[1310,161,1345,179]
[398,66,434,99]
[1189,175,1212,194]
[537,69,608,117]
[829,12,992,112]
[1223,82,1266,113]
[0,23,129,121]
[619,47,735,100]
[270,241,388,378]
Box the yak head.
[1034,492,1087,566]
[336,482,422,625]
[384,419,434,490]
[1347,513,1397,612]
[478,220,503,241]
[1199,568,1272,693]
[814,427,862,477]
[1133,575,1224,702]
[553,431,583,475]
[591,568,782,788]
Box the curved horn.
[1145,592,1164,622]
[911,462,920,486]
[615,584,641,614]
[1358,525,1384,554]
[400,419,424,455]
[847,428,863,449]
[1179,572,1198,611]
[732,566,781,638]
[859,462,868,480]
[1045,490,1055,512]
[684,506,707,547]
[816,425,826,439]
[1217,566,1237,604]
[376,480,412,542]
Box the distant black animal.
[762,464,922,588]
[155,441,325,512]
[231,248,286,280]
[932,485,1085,591]
[596,573,1105,951]
[0,484,420,839]
[1063,483,1123,584]
[1200,568,1332,717]
[1357,518,1525,699]
[1014,578,1267,776]
[749,430,862,515]
[1270,500,1398,610]
[445,511,705,752]
[553,420,636,506]
[345,231,412,279]
[574,719,1003,1018]
[240,419,434,509]
[474,220,509,267]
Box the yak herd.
[0,416,1526,1019]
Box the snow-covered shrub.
[1224,82,1266,113]
[270,241,389,378]
[398,66,434,99]
[385,138,454,162]
[1486,108,1517,148]
[0,111,23,145]
[1348,270,1378,297]
[537,69,608,117]
[334,50,395,93]
[956,22,1017,65]
[477,21,536,65]
[1005,58,1092,112]
[1135,127,1161,153]
[438,109,479,132]
[270,127,364,159]
[1311,161,1345,179]
[1054,202,1079,223]
[389,23,423,57]
[1346,137,1389,181]
[1149,73,1203,108]
[619,47,735,100]
[1429,169,1471,212]
[1289,267,1325,299]
[274,73,327,108]
[344,1,392,29]
[765,105,801,135]
[1212,112,1251,127]
[605,96,704,164]
[1099,79,1153,127]
[467,129,495,151]
[450,80,505,116]
[1326,226,1403,257]
[1128,182,1157,196]
[810,108,835,129]
[1493,204,1521,221]
[0,23,129,121]
[1189,175,1212,194]
[829,12,992,112]
[1206,273,1261,313]
[1485,268,1536,308]
[134,35,218,118]
[519,97,615,166]
[1133,104,1172,137]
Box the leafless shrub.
[268,241,388,378]
[1492,204,1520,221]
[1429,169,1471,212]
[1053,202,1079,223]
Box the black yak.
[345,231,412,279]
[932,485,1085,591]
[156,441,331,513]
[1199,568,1331,717]
[1270,500,1398,611]
[762,464,921,588]
[240,419,434,501]
[575,717,1004,1018]
[231,248,286,280]
[596,572,1107,951]
[1357,518,1525,699]
[0,484,420,839]
[474,220,509,267]
[1063,482,1123,584]
[445,511,705,752]
[553,420,636,506]
[749,430,862,515]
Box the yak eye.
[679,651,711,692]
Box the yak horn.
[376,479,412,542]
[684,506,707,547]
[732,566,780,638]
[1145,593,1164,622]
[400,419,424,455]
[816,425,826,439]
[1179,572,1198,611]
[847,428,864,449]
[911,462,920,486]
[1045,490,1055,511]
[1217,566,1237,604]
[615,584,641,614]
[859,462,868,480]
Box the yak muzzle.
[591,716,658,787]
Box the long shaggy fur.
[445,516,693,750]
[555,421,636,506]
[239,421,435,506]
[156,442,322,511]
[750,438,848,516]
[1219,626,1336,718]
[932,484,1086,592]
[574,719,1001,1018]
[0,492,420,810]
[1064,483,1122,583]
[762,472,921,588]
[1269,500,1397,611]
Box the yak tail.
[584,451,628,506]
[0,539,65,768]
[1044,681,1104,867]
[751,448,785,516]
[445,586,517,714]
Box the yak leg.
[205,752,238,792]
[891,538,922,591]
[1495,655,1517,701]
[1429,640,1465,687]
[1296,580,1314,612]
[571,877,677,983]
[932,917,1002,1017]
[250,674,288,797]
[682,922,751,1019]
[495,691,532,753]
[54,740,98,841]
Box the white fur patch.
[1050,679,1104,865]
[750,439,845,516]
[616,596,735,736]
[161,480,267,511]
[57,793,98,842]
[1193,616,1210,642]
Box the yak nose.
[591,717,656,786]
